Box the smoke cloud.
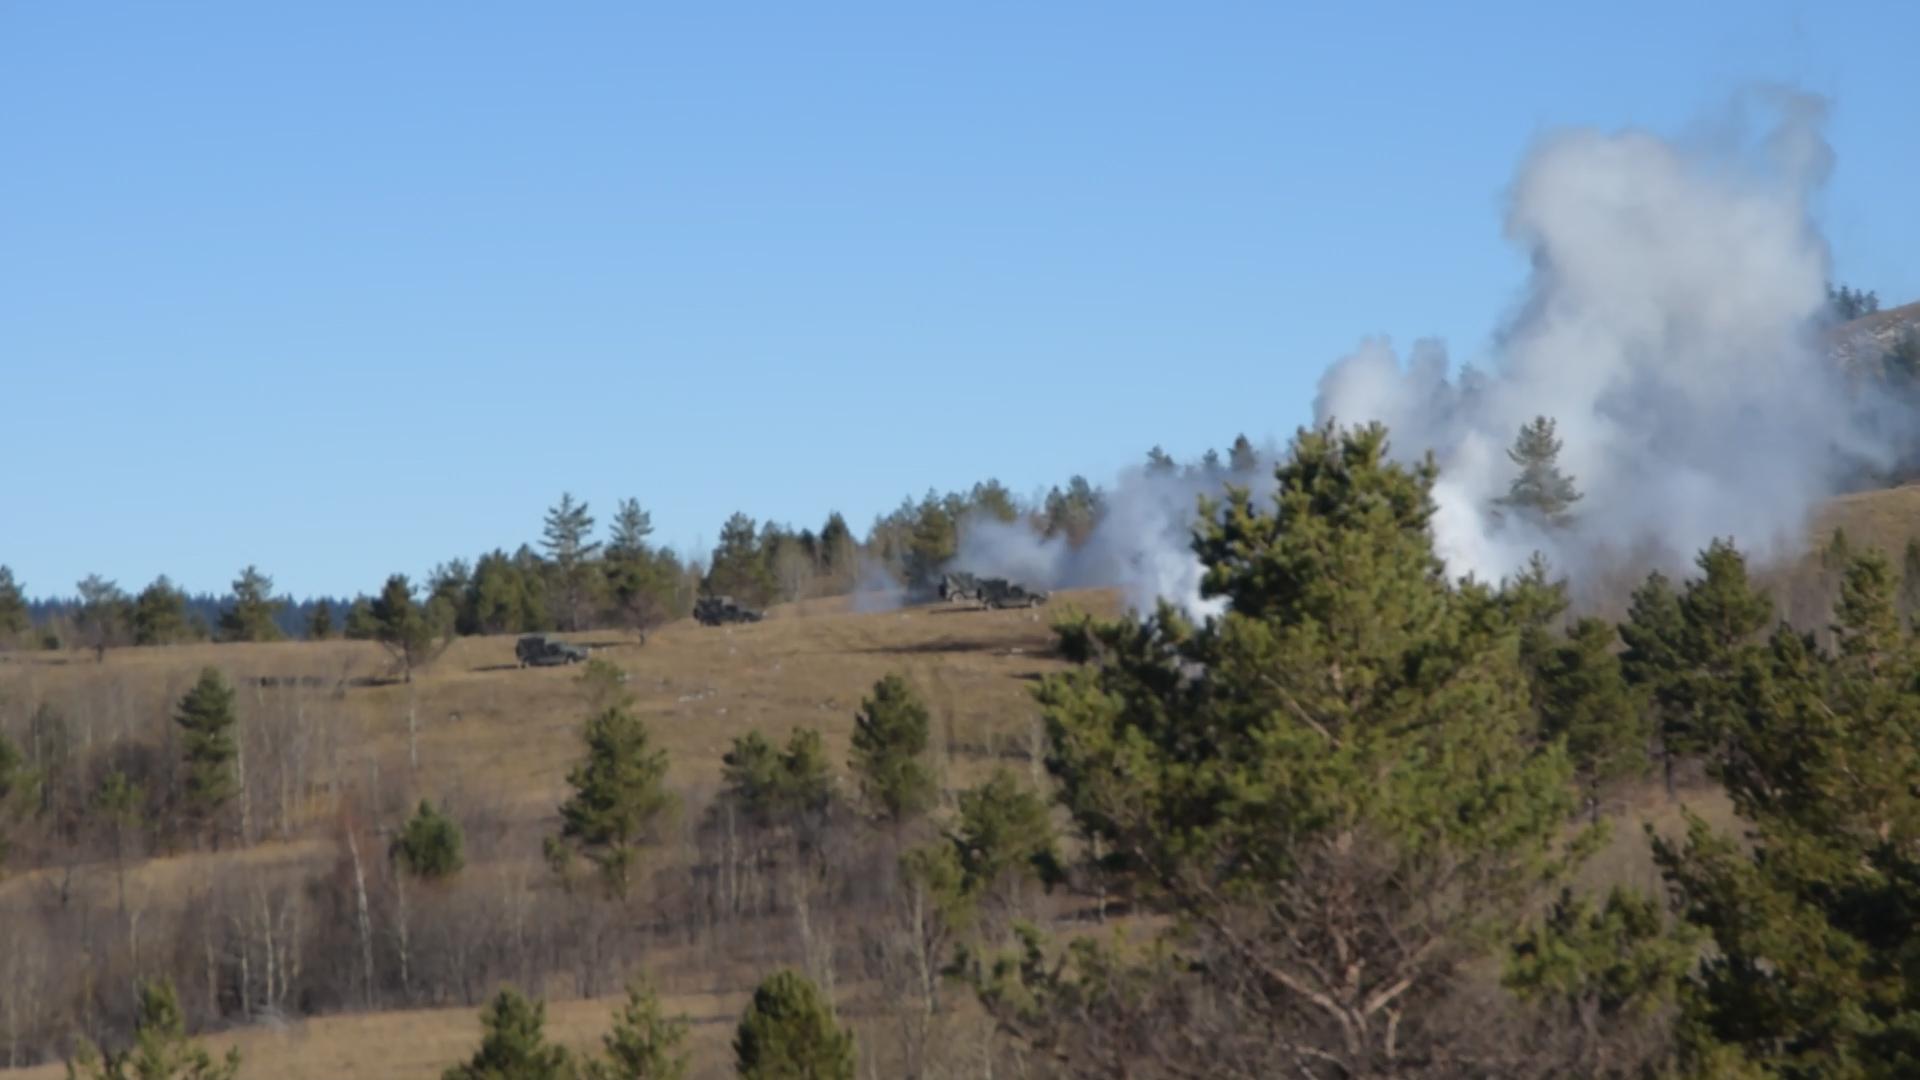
[946,91,1896,618]
[954,461,1279,619]
[1317,90,1890,583]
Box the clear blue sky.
[3,1,1915,599]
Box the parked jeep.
[694,595,764,626]
[516,633,588,667]
[978,578,1049,609]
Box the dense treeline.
[0,438,1266,662]
[11,418,1920,1075]
[1828,280,1883,322]
[15,568,346,655]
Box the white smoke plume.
[953,460,1280,619]
[1317,90,1892,584]
[947,91,1896,618]
[851,554,909,613]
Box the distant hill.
[1827,298,1920,374]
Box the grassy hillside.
[0,590,1124,1077]
[9,483,1920,1078]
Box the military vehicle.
[694,595,764,626]
[978,578,1049,609]
[938,572,982,603]
[938,571,1048,609]
[516,633,589,667]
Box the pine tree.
[76,574,129,660]
[583,977,690,1080]
[0,565,28,639]
[369,574,446,683]
[1539,617,1651,805]
[1006,421,1582,1075]
[1041,477,1103,546]
[817,513,857,586]
[133,576,193,646]
[1145,445,1178,475]
[427,561,476,636]
[721,728,835,832]
[92,767,144,867]
[471,549,545,634]
[607,498,654,559]
[1667,540,1772,766]
[1654,548,1920,1074]
[550,706,674,899]
[1618,571,1684,707]
[217,565,284,642]
[173,667,239,843]
[1827,282,1881,322]
[0,730,39,873]
[1495,415,1582,526]
[605,499,676,639]
[308,599,335,640]
[952,768,1061,898]
[1901,540,1920,620]
[1617,549,1774,800]
[1503,886,1700,1075]
[848,675,936,824]
[706,512,777,608]
[903,493,958,592]
[442,987,575,1080]
[392,799,465,879]
[67,978,240,1080]
[1227,433,1259,473]
[1505,552,1571,696]
[543,492,602,632]
[968,479,1022,523]
[733,969,855,1080]
[343,596,379,640]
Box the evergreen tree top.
[174,668,236,732]
[848,674,935,824]
[392,798,466,880]
[608,497,655,560]
[542,492,601,565]
[1495,415,1582,526]
[722,728,835,829]
[442,987,573,1080]
[68,978,240,1080]
[733,969,854,1080]
[584,978,690,1080]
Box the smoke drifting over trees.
[1317,90,1893,584]
[944,91,1907,617]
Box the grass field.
[0,589,1126,1077]
[0,986,752,1080]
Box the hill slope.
[9,483,1920,1078]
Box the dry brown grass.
[1,588,1121,819]
[0,986,750,1080]
[1815,482,1920,560]
[0,590,1123,1077]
